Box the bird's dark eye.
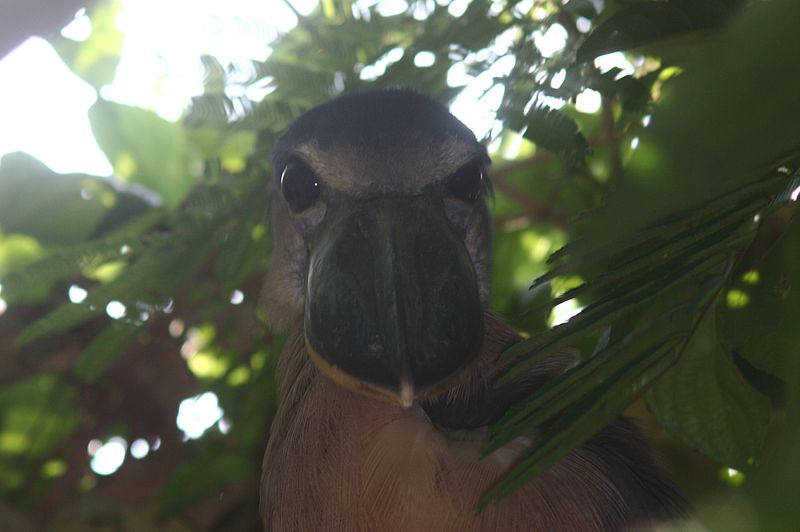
[446,160,484,202]
[281,159,320,213]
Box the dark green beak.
[304,195,484,406]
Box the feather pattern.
[260,313,688,531]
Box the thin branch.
[489,134,609,229]
[279,0,304,20]
[490,157,567,229]
[492,151,555,179]
[602,96,624,188]
[279,0,319,37]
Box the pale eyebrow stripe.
[284,137,484,197]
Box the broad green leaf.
[647,308,770,470]
[0,152,157,245]
[577,0,744,62]
[51,0,125,89]
[89,100,203,207]
[574,0,800,252]
[563,0,600,20]
[720,216,800,376]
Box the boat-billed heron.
[260,89,686,530]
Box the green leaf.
[647,308,770,470]
[720,216,800,376]
[0,209,163,301]
[577,0,744,62]
[16,225,217,346]
[483,339,681,507]
[499,252,728,376]
[489,262,725,447]
[74,322,144,381]
[89,100,203,207]
[563,0,600,19]
[0,375,78,459]
[157,452,254,517]
[51,0,126,89]
[573,0,800,263]
[507,107,589,165]
[490,222,733,503]
[0,152,157,245]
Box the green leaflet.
[483,260,730,506]
[75,321,144,381]
[483,340,681,508]
[487,0,800,506]
[505,107,589,165]
[0,209,164,302]
[13,169,264,348]
[497,251,730,376]
[540,201,761,311]
[16,227,217,346]
[535,173,786,290]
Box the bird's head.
[264,89,492,406]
